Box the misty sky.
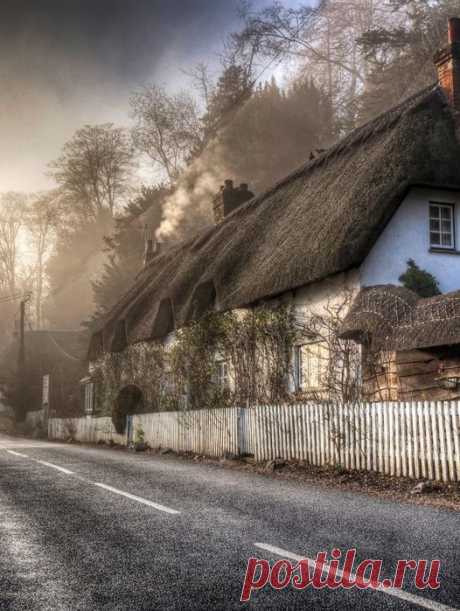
[0,0,293,192]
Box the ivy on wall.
[91,342,165,416]
[90,305,300,417]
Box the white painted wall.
[287,270,361,394]
[360,187,460,293]
[292,269,360,313]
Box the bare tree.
[230,1,389,131]
[25,190,63,328]
[0,192,28,296]
[49,124,135,219]
[183,63,213,109]
[130,85,203,183]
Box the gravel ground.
[183,452,460,512]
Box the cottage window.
[83,381,95,414]
[429,203,455,249]
[215,359,230,390]
[293,342,327,392]
[162,370,176,397]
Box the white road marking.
[94,483,180,515]
[3,449,178,514]
[34,460,74,475]
[254,543,458,611]
[6,450,74,474]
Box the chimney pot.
[144,238,154,265]
[213,179,255,222]
[144,223,162,265]
[435,17,460,111]
[448,17,460,44]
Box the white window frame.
[293,342,327,392]
[215,358,230,391]
[161,369,176,397]
[84,381,95,414]
[429,202,455,250]
[42,374,50,407]
[293,345,302,391]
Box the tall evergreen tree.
[90,185,168,325]
[216,76,334,191]
[203,64,253,140]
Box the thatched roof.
[89,84,460,359]
[340,285,460,351]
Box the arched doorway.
[112,384,143,435]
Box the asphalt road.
[0,434,458,611]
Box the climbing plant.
[90,305,302,416]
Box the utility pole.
[17,293,31,421]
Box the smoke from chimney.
[434,17,460,111]
[155,150,226,242]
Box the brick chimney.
[143,225,161,266]
[434,17,460,111]
[213,179,254,222]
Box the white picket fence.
[134,409,240,457]
[48,415,126,446]
[250,402,460,482]
[48,400,460,482]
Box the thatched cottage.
[87,18,460,420]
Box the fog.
[0,0,357,332]
[0,0,245,192]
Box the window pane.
[441,207,452,219]
[441,220,452,231]
[297,348,302,388]
[298,343,327,390]
[442,232,452,246]
[429,204,455,248]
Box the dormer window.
[429,203,455,250]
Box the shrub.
[399,259,440,298]
[135,425,145,444]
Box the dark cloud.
[1,0,240,85]
[0,0,244,190]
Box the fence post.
[412,401,420,479]
[443,401,455,482]
[431,402,441,481]
[438,401,448,482]
[453,401,460,481]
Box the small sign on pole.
[42,374,50,407]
